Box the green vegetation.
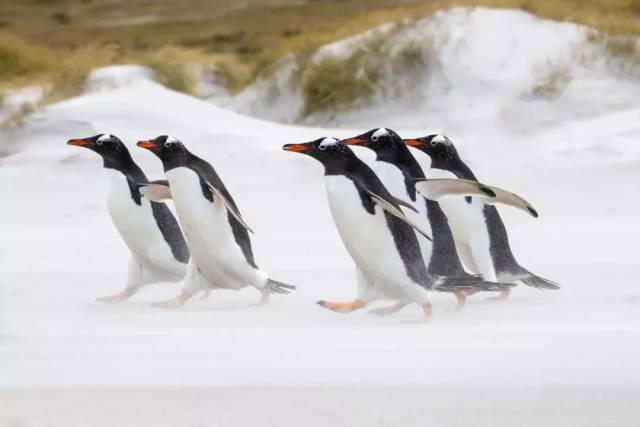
[1,0,640,116]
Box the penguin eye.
[371,135,379,142]
[318,144,327,151]
[164,141,173,148]
[96,139,104,145]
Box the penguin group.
[67,133,294,307]
[68,128,559,321]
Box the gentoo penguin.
[283,137,499,321]
[67,134,189,303]
[137,135,295,308]
[404,134,560,299]
[343,128,514,311]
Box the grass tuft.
[530,63,572,99]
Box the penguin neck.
[323,153,365,177]
[161,151,194,173]
[430,156,477,181]
[376,145,425,180]
[103,150,146,182]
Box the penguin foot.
[151,290,193,309]
[255,287,270,305]
[485,289,511,302]
[404,303,433,323]
[453,291,467,311]
[96,287,136,304]
[368,302,407,316]
[317,299,365,313]
[198,289,212,301]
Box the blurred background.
[2,0,640,129]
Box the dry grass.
[1,0,640,114]
[530,63,572,99]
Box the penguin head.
[342,128,403,154]
[67,133,128,160]
[137,135,188,162]
[282,137,353,164]
[404,134,458,161]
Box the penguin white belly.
[374,161,433,260]
[166,167,260,290]
[104,169,182,277]
[427,168,487,243]
[428,168,495,279]
[324,176,414,301]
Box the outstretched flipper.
[138,180,172,201]
[206,182,255,234]
[414,178,496,201]
[365,189,432,240]
[480,186,539,218]
[415,178,539,218]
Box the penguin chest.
[374,161,433,259]
[324,176,410,291]
[103,169,169,263]
[428,168,486,244]
[166,167,248,284]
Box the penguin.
[67,134,189,303]
[283,137,503,321]
[343,128,515,311]
[403,134,560,299]
[137,135,295,308]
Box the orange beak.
[343,137,364,146]
[67,139,90,147]
[404,139,422,147]
[137,140,157,149]
[282,144,308,152]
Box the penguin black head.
[283,137,354,164]
[404,134,460,162]
[67,133,135,170]
[342,128,404,151]
[67,133,127,156]
[137,135,189,164]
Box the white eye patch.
[166,135,179,144]
[371,128,390,140]
[431,134,449,145]
[97,133,112,143]
[319,137,339,150]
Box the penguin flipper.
[206,183,255,234]
[481,186,539,218]
[138,180,172,201]
[365,190,432,241]
[414,178,496,201]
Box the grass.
[530,63,572,99]
[299,23,439,116]
[1,0,640,117]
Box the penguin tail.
[434,275,515,293]
[266,279,297,294]
[516,270,561,290]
